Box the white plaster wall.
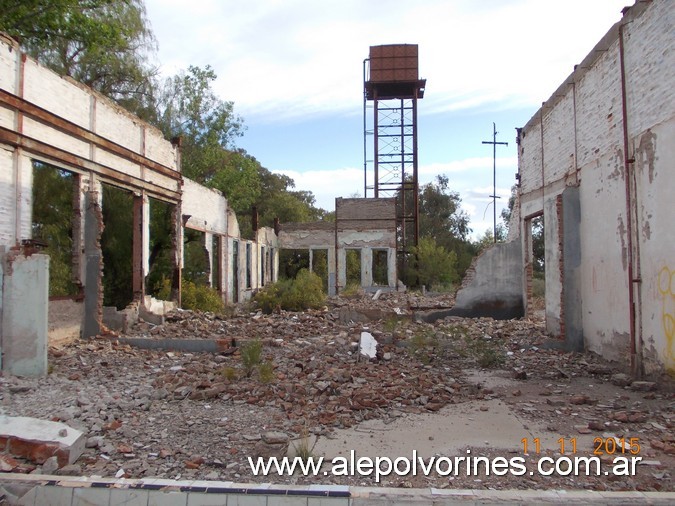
[0,37,180,193]
[0,104,14,130]
[623,0,675,137]
[278,229,334,249]
[515,0,674,371]
[144,131,177,170]
[634,121,675,374]
[22,117,90,159]
[94,147,142,179]
[542,92,576,185]
[23,60,91,129]
[94,101,142,153]
[226,208,240,239]
[0,39,17,93]
[0,147,15,244]
[181,178,228,235]
[518,118,542,195]
[574,48,623,171]
[17,152,32,241]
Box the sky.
[144,0,631,239]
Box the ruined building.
[459,0,674,376]
[0,34,397,377]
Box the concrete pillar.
[132,193,149,299]
[71,174,85,287]
[337,247,346,291]
[82,190,103,338]
[218,235,226,299]
[171,203,182,305]
[327,247,336,296]
[562,186,583,351]
[13,150,33,244]
[387,248,397,287]
[0,251,49,376]
[204,232,213,288]
[361,248,373,287]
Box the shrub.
[253,269,325,313]
[181,281,224,313]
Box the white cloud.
[146,0,629,121]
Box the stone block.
[0,415,85,467]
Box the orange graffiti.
[657,266,675,373]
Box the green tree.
[1,0,158,118]
[418,175,471,249]
[156,65,245,180]
[411,175,474,278]
[408,237,459,290]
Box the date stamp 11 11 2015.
[521,436,641,456]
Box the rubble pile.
[1,292,673,490]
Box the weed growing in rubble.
[258,360,275,383]
[408,330,439,365]
[241,339,263,377]
[383,316,401,334]
[219,366,238,381]
[292,425,317,464]
[466,337,505,368]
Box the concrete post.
[387,248,397,288]
[361,248,373,288]
[0,251,49,376]
[132,193,149,299]
[82,191,103,338]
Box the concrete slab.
[314,398,555,461]
[0,415,85,467]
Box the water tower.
[363,44,426,271]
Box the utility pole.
[482,122,508,242]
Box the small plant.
[408,329,438,364]
[292,425,317,464]
[466,337,505,368]
[219,366,238,381]
[240,339,263,377]
[383,316,400,334]
[258,360,275,383]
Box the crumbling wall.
[0,34,284,372]
[419,240,523,323]
[514,0,675,374]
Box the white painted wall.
[515,0,675,374]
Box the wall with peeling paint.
[514,0,675,374]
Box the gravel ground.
[1,292,673,491]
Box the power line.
[482,122,508,242]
